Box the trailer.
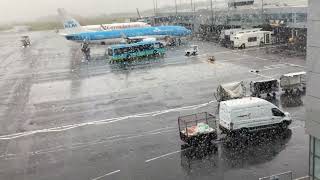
[280,72,306,95]
[250,79,279,98]
[178,112,217,146]
[214,81,246,102]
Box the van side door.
[249,106,274,128]
[233,106,269,130]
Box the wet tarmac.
[0,31,307,180]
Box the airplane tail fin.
[57,8,85,34]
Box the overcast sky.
[0,0,206,23]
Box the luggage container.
[250,79,279,98]
[214,81,246,102]
[280,71,306,95]
[178,112,217,146]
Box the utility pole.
[153,0,156,16]
[175,0,178,15]
[210,0,214,27]
[156,0,158,13]
[261,0,264,23]
[214,0,217,24]
[191,0,193,12]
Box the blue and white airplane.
[64,26,191,44]
[58,10,192,45]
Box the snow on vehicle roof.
[251,79,278,83]
[282,71,306,77]
[221,97,271,110]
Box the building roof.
[260,0,307,7]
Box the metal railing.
[259,172,310,180]
[259,171,293,180]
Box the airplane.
[63,26,191,44]
[57,8,150,33]
[58,9,192,45]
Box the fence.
[259,172,310,180]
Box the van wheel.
[280,121,288,129]
[240,44,246,49]
[240,128,249,136]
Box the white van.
[219,97,292,135]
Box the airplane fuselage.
[64,26,192,42]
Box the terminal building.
[307,0,320,179]
[150,0,307,51]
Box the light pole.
[261,0,264,23]
[153,0,156,16]
[210,0,214,27]
[175,0,178,15]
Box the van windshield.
[272,108,285,117]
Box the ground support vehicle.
[185,45,198,56]
[280,71,306,96]
[107,41,166,63]
[250,79,279,99]
[21,36,31,47]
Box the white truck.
[231,30,272,49]
[219,97,292,136]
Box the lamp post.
[210,0,214,27]
[191,0,193,12]
[175,0,178,15]
[261,0,264,23]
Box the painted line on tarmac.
[285,63,305,68]
[294,176,309,180]
[145,149,186,163]
[0,127,177,160]
[248,71,273,79]
[91,170,120,180]
[0,101,216,140]
[255,57,270,61]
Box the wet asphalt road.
[0,31,307,180]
